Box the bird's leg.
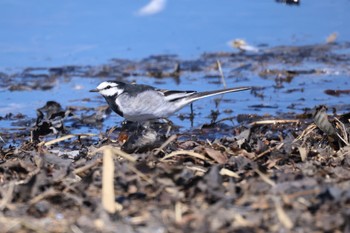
[161,118,173,125]
[157,118,174,137]
[165,125,172,138]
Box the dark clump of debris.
[1,101,350,232]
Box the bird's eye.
[106,85,111,89]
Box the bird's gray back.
[116,90,184,121]
[123,83,155,96]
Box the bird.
[90,81,250,122]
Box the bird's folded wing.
[157,89,197,102]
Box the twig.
[213,116,235,125]
[216,60,227,89]
[249,119,299,127]
[44,133,96,146]
[336,132,350,146]
[127,164,153,184]
[153,134,177,155]
[334,117,350,145]
[128,213,150,225]
[175,201,183,224]
[274,197,294,229]
[102,147,122,213]
[29,188,58,205]
[254,143,284,160]
[161,150,211,162]
[111,147,136,162]
[92,145,136,163]
[284,189,320,200]
[106,126,118,138]
[185,165,207,173]
[293,124,317,143]
[74,158,102,175]
[219,168,240,178]
[255,169,276,187]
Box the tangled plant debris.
[1,43,350,232]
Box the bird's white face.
[96,81,123,97]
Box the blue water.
[0,0,349,69]
[0,0,350,132]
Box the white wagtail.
[90,81,250,122]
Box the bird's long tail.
[187,86,251,103]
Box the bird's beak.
[89,89,99,92]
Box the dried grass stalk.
[161,150,210,162]
[102,147,121,213]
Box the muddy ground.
[1,42,350,233]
